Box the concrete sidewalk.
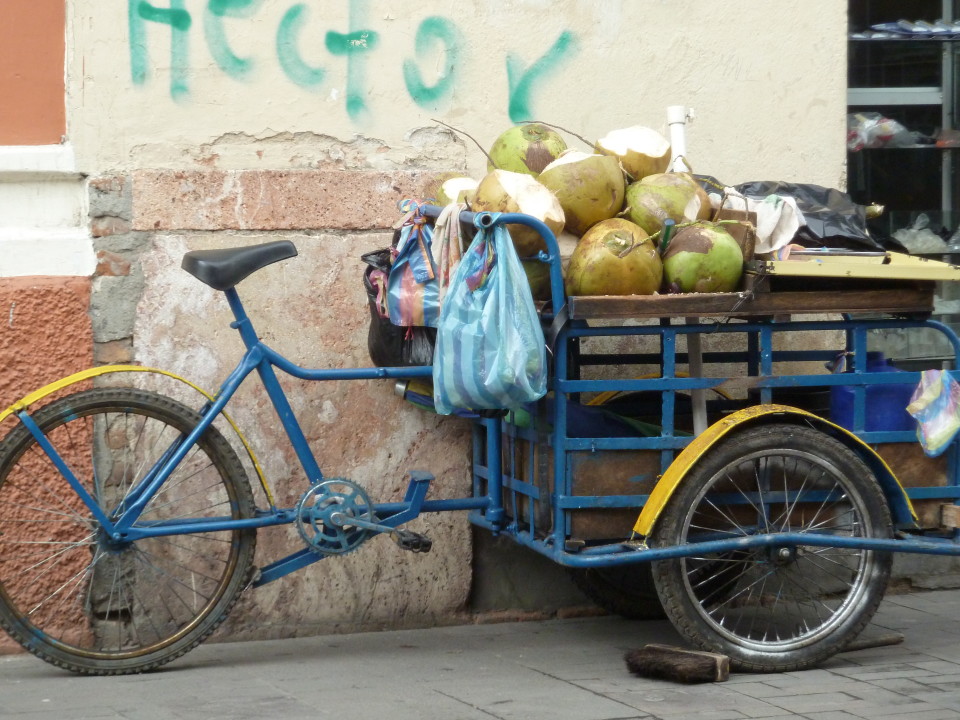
[6,589,960,720]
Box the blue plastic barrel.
[829,352,916,432]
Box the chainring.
[295,478,374,555]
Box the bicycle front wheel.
[0,387,257,674]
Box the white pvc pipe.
[666,105,707,436]
[667,105,693,173]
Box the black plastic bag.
[361,246,436,367]
[734,181,882,250]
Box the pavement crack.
[433,689,507,719]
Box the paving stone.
[6,589,960,719]
[766,692,857,714]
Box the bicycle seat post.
[223,287,261,350]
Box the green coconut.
[487,123,567,176]
[661,222,743,293]
[595,125,671,180]
[470,169,565,256]
[642,172,711,220]
[565,218,662,296]
[538,151,626,237]
[624,173,705,237]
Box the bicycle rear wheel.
[0,387,257,674]
[650,424,892,672]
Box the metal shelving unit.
[848,1,960,365]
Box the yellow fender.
[632,403,917,538]
[0,365,274,506]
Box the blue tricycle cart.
[1,205,960,675]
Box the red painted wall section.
[0,277,92,423]
[0,277,92,654]
[0,0,66,145]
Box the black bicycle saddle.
[181,240,298,291]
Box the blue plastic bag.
[433,214,547,415]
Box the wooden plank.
[567,287,934,320]
[941,504,960,529]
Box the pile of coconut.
[431,122,745,299]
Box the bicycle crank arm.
[329,512,433,553]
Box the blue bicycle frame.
[17,208,960,592]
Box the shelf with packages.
[845,3,960,365]
[847,2,959,224]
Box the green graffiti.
[506,30,579,122]
[129,0,192,99]
[325,0,379,120]
[204,0,260,80]
[402,16,462,110]
[128,5,578,123]
[276,4,326,89]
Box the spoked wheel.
[650,423,893,672]
[0,388,257,674]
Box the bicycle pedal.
[393,529,432,553]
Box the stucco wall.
[68,1,847,186]
[0,0,853,642]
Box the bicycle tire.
[0,387,257,674]
[650,423,893,672]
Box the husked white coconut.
[437,176,479,205]
[596,126,671,180]
[470,169,565,256]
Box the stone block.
[131,169,444,231]
[90,271,145,342]
[95,250,132,276]
[91,216,132,237]
[88,175,131,220]
[94,338,133,365]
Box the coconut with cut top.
[470,169,565,256]
[595,125,671,180]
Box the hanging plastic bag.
[361,247,436,367]
[907,370,960,457]
[433,214,547,415]
[387,200,471,329]
[387,201,439,328]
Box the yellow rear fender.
[0,365,273,506]
[632,404,917,538]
